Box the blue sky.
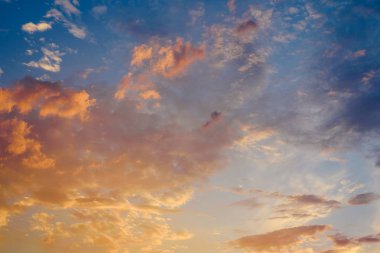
[0,1,380,253]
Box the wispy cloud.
[91,5,107,18]
[54,0,80,16]
[348,192,380,205]
[24,46,64,72]
[229,225,330,252]
[45,8,86,39]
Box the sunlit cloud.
[45,8,86,39]
[54,0,80,16]
[229,225,330,252]
[21,22,52,33]
[0,1,379,253]
[24,46,64,72]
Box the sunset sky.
[0,0,380,253]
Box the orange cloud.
[0,77,95,120]
[131,44,153,66]
[229,225,330,252]
[139,89,161,100]
[0,75,239,252]
[114,72,161,110]
[153,38,205,78]
[114,72,133,100]
[0,118,55,169]
[126,38,205,81]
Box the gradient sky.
[0,0,380,253]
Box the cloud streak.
[229,225,330,252]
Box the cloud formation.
[54,0,80,16]
[24,46,64,72]
[46,8,86,39]
[348,192,380,205]
[2,1,380,252]
[231,190,341,221]
[325,232,380,252]
[235,20,258,35]
[0,76,94,120]
[22,22,52,33]
[229,225,330,252]
[0,70,244,252]
[134,38,206,78]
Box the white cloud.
[0,67,3,77]
[45,9,86,39]
[66,23,86,39]
[21,22,52,34]
[54,0,80,16]
[24,47,64,72]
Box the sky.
[0,0,380,253]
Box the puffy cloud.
[114,73,160,108]
[131,44,153,67]
[24,47,64,72]
[116,38,206,111]
[229,225,330,252]
[152,38,205,78]
[348,192,380,205]
[0,67,3,77]
[126,38,205,78]
[21,22,52,33]
[0,66,245,251]
[0,118,36,155]
[139,89,161,100]
[0,118,55,170]
[0,76,95,120]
